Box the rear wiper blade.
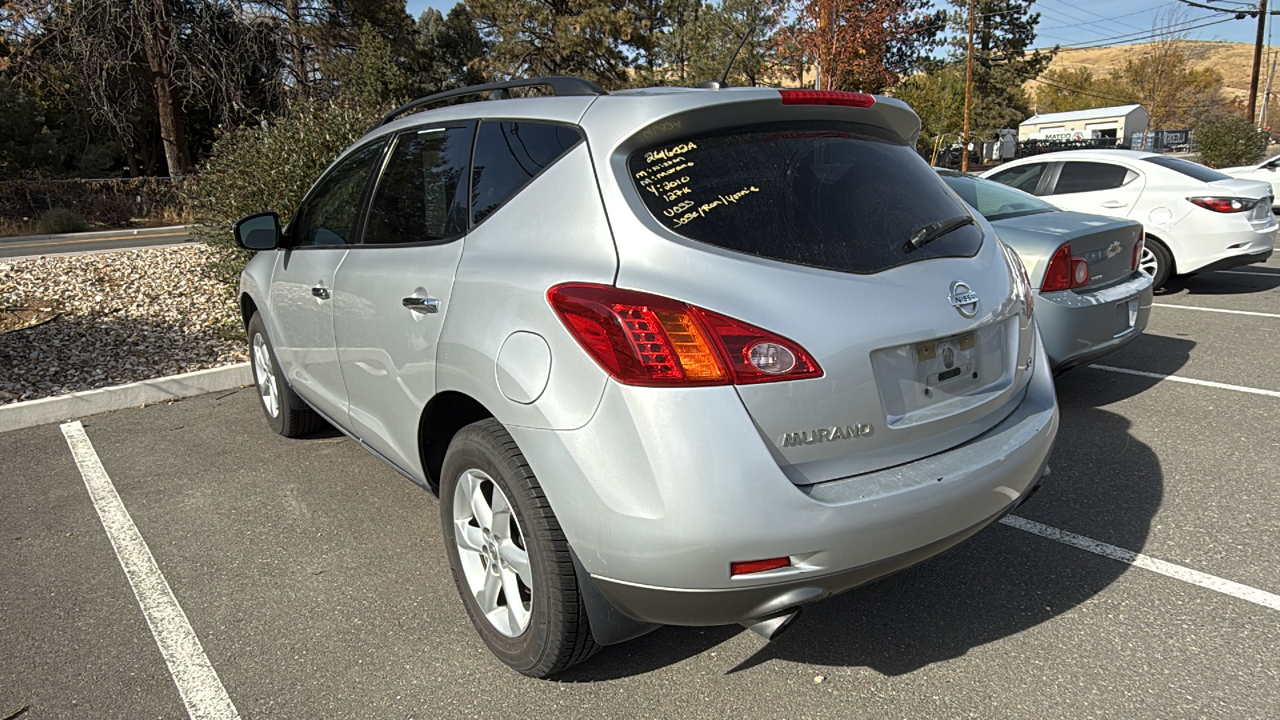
[903,214,975,253]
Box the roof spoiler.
[374,75,608,129]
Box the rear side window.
[941,173,1055,221]
[987,163,1047,194]
[1142,155,1231,182]
[1053,161,1133,194]
[627,124,982,275]
[471,121,583,225]
[364,125,474,245]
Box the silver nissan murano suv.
[234,76,1059,677]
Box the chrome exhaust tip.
[740,607,803,641]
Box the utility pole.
[962,0,975,172]
[1250,0,1269,123]
[1262,52,1278,129]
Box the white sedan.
[983,149,1276,289]
[1221,155,1280,208]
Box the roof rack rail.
[374,75,608,128]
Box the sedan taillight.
[1187,197,1258,213]
[1132,230,1145,272]
[1041,243,1089,292]
[548,284,823,386]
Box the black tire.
[440,418,599,677]
[1141,237,1174,291]
[246,313,320,438]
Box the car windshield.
[938,172,1056,221]
[627,123,982,275]
[1142,156,1231,183]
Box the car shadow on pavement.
[1159,268,1280,296]
[560,366,1165,681]
[1060,332,1196,406]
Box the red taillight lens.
[1040,243,1089,292]
[778,89,875,108]
[1187,196,1257,213]
[731,557,791,576]
[548,284,822,387]
[1132,230,1145,271]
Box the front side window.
[1052,161,1133,195]
[987,163,1047,194]
[942,173,1055,221]
[471,121,583,225]
[364,125,474,245]
[627,123,982,275]
[290,140,386,247]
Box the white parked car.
[1221,155,1280,208]
[983,150,1276,288]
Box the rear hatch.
[597,93,1037,485]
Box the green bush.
[190,99,390,293]
[38,207,88,234]
[1196,115,1269,168]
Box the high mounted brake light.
[778,90,875,108]
[548,284,822,387]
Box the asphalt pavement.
[2,257,1278,719]
[0,226,192,259]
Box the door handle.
[402,296,441,314]
[312,286,330,300]
[1100,201,1127,209]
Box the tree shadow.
[561,372,1164,681]
[1160,268,1280,296]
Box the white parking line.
[1220,270,1280,278]
[1152,303,1280,319]
[1092,365,1280,398]
[61,421,240,720]
[1002,516,1280,612]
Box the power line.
[1040,0,1150,34]
[1032,14,1236,50]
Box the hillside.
[1042,40,1262,101]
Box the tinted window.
[988,163,1047,194]
[364,126,474,245]
[1142,155,1231,183]
[1053,161,1132,195]
[941,173,1055,221]
[291,141,386,247]
[628,124,982,275]
[471,121,582,224]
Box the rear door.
[268,139,386,422]
[1042,159,1145,218]
[332,123,474,472]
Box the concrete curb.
[0,363,251,433]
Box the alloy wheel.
[452,468,533,637]
[252,333,280,418]
[1139,246,1159,277]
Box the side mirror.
[234,212,282,250]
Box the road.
[1,259,1278,718]
[0,226,192,259]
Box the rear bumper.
[510,332,1059,628]
[1037,271,1154,372]
[1194,248,1273,274]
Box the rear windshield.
[940,172,1055,221]
[627,124,982,274]
[1142,156,1231,183]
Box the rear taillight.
[778,89,875,108]
[1132,230,1145,271]
[1001,242,1034,317]
[1041,243,1089,292]
[548,284,822,387]
[1187,197,1257,213]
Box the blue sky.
[405,0,1270,49]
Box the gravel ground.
[0,246,246,404]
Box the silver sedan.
[938,169,1154,372]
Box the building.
[1018,104,1149,143]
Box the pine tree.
[949,0,1054,135]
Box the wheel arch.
[1143,232,1176,275]
[419,391,495,492]
[240,293,259,330]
